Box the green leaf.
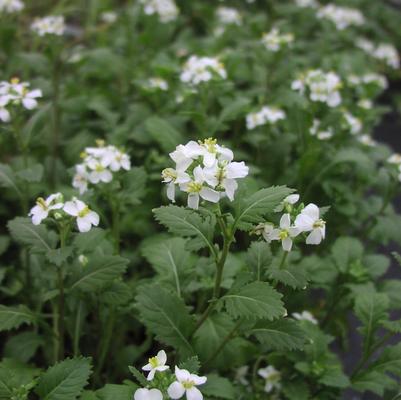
[0,305,36,332]
[363,254,390,278]
[35,357,92,400]
[145,116,183,152]
[46,247,74,267]
[0,163,22,196]
[72,228,106,253]
[153,206,216,253]
[16,164,44,183]
[267,263,308,289]
[381,279,401,308]
[96,384,134,400]
[201,374,236,399]
[70,255,128,292]
[128,366,147,387]
[142,237,192,296]
[222,282,285,320]
[234,186,293,231]
[370,343,401,375]
[331,237,363,273]
[135,284,195,357]
[4,332,43,362]
[7,217,56,253]
[246,241,272,281]
[250,319,306,350]
[318,365,350,388]
[179,356,200,374]
[352,370,395,396]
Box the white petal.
[286,194,299,204]
[142,363,152,371]
[225,162,249,179]
[289,227,300,237]
[0,108,10,122]
[175,366,191,382]
[63,201,79,216]
[223,178,238,201]
[157,350,167,365]
[134,388,148,400]
[77,218,91,232]
[168,382,185,399]
[203,152,216,168]
[146,369,156,381]
[280,213,291,229]
[148,389,163,400]
[167,183,176,202]
[306,229,322,245]
[87,211,99,226]
[294,214,314,232]
[187,387,203,400]
[200,187,220,203]
[188,193,199,209]
[302,204,320,220]
[191,374,207,385]
[282,237,293,252]
[22,98,37,110]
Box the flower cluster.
[0,78,42,123]
[29,194,99,233]
[258,365,281,394]
[291,69,342,107]
[246,105,286,130]
[295,0,319,8]
[180,56,227,86]
[347,73,388,90]
[0,0,24,13]
[356,39,400,69]
[134,350,207,400]
[261,28,294,52]
[292,310,318,324]
[162,139,249,209]
[147,77,169,91]
[310,119,333,140]
[140,0,179,23]
[72,141,131,195]
[216,6,242,26]
[256,194,326,252]
[316,4,364,30]
[31,16,66,36]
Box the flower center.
[95,164,104,172]
[279,229,289,240]
[182,380,195,390]
[201,138,217,153]
[36,197,48,210]
[313,219,325,229]
[187,182,202,193]
[148,357,159,368]
[162,168,177,181]
[11,77,20,85]
[78,206,90,218]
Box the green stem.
[111,199,120,255]
[73,300,83,356]
[278,251,288,269]
[95,308,115,381]
[50,57,61,189]
[204,318,243,367]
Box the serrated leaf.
[331,237,363,273]
[0,163,22,196]
[96,384,134,400]
[72,228,106,253]
[128,366,148,387]
[178,356,200,374]
[8,217,56,253]
[246,241,272,281]
[142,237,192,297]
[251,319,306,350]
[0,305,36,332]
[16,164,44,183]
[222,282,285,320]
[70,255,128,292]
[153,206,216,253]
[234,186,293,231]
[370,343,401,375]
[135,284,195,357]
[318,365,350,388]
[145,116,183,152]
[4,332,44,362]
[352,370,395,396]
[267,263,308,289]
[46,247,74,267]
[201,374,236,399]
[35,357,92,400]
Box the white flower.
[0,96,10,122]
[87,157,113,184]
[0,0,24,13]
[142,350,169,381]
[140,0,179,23]
[295,203,326,245]
[0,78,42,113]
[63,198,99,233]
[310,119,333,140]
[72,164,89,195]
[264,214,300,252]
[356,38,375,53]
[167,366,207,400]
[388,153,401,165]
[235,366,249,386]
[31,16,65,36]
[261,28,294,52]
[358,99,373,110]
[100,11,117,24]
[258,365,281,393]
[134,388,163,400]
[275,194,300,212]
[292,310,318,324]
[29,193,64,225]
[317,5,364,30]
[163,139,248,208]
[148,77,169,91]
[78,254,89,266]
[292,70,342,107]
[295,0,319,8]
[216,7,241,25]
[373,43,400,69]
[357,134,376,147]
[246,105,286,130]
[343,112,362,135]
[180,56,227,86]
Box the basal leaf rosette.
[162,138,249,209]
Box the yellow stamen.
[11,77,20,84]
[279,230,289,240]
[187,182,202,193]
[148,357,159,368]
[78,206,90,218]
[36,197,47,210]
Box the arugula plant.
[1,0,401,399]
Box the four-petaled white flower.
[168,366,207,400]
[295,203,326,244]
[264,213,300,252]
[134,388,163,400]
[142,350,169,381]
[292,310,318,324]
[246,105,286,130]
[258,365,281,393]
[180,56,227,86]
[63,198,99,233]
[31,15,66,36]
[261,28,294,52]
[29,193,64,225]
